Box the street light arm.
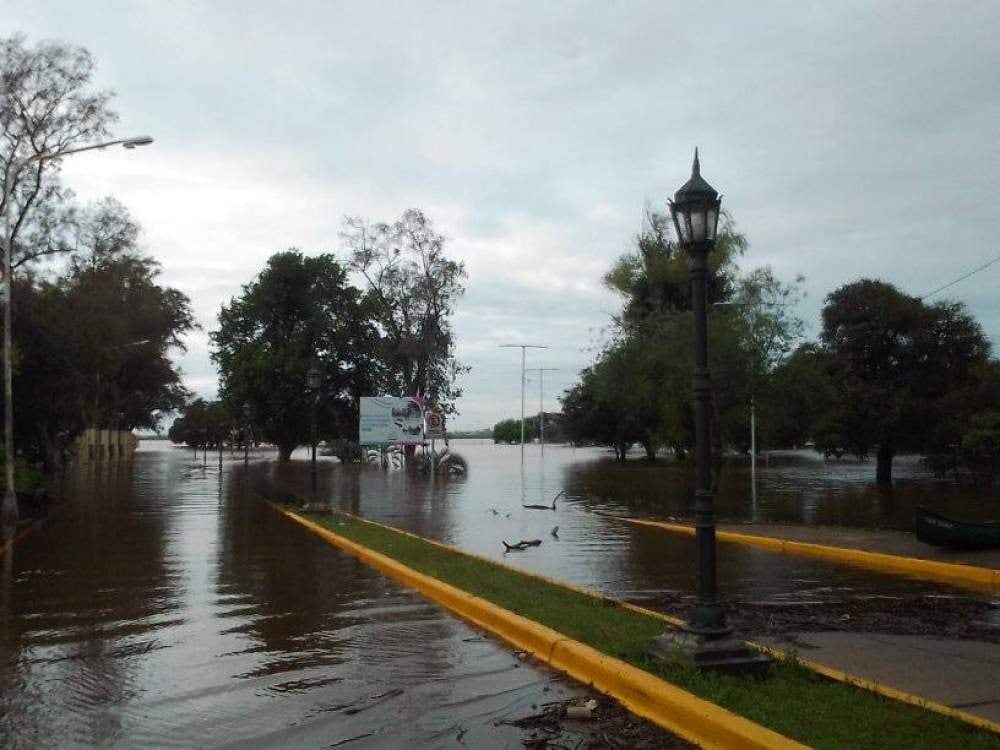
[13,135,155,171]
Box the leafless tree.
[1,34,118,270]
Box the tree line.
[560,209,1000,485]
[172,209,467,461]
[2,36,195,475]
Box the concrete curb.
[271,504,804,750]
[604,513,1000,594]
[278,502,1000,736]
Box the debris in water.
[503,539,543,552]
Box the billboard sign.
[359,397,425,445]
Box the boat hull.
[915,506,1000,550]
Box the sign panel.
[359,397,424,445]
[425,412,445,439]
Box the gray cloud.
[9,0,1000,428]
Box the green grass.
[296,508,1000,749]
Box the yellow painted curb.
[605,514,1000,594]
[271,504,804,750]
[748,642,1000,736]
[272,501,1000,736]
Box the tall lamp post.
[1,136,154,528]
[307,365,322,504]
[652,150,768,673]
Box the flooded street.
[1,444,593,748]
[3,439,999,746]
[276,441,999,613]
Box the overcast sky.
[8,1,1000,429]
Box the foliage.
[492,414,564,445]
[959,413,1000,486]
[492,418,531,444]
[603,208,746,326]
[565,209,805,463]
[759,344,836,450]
[211,251,381,461]
[1,34,117,270]
[168,399,232,448]
[818,280,992,483]
[342,209,468,415]
[10,200,194,470]
[323,438,363,464]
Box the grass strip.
[296,508,1000,750]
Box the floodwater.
[3,439,997,746]
[267,441,1000,610]
[0,443,588,748]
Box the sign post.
[425,412,444,476]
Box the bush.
[324,439,363,463]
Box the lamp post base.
[650,625,771,676]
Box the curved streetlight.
[2,136,155,528]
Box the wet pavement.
[0,444,616,748]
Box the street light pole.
[652,150,768,673]
[499,344,546,470]
[525,367,559,454]
[1,136,154,529]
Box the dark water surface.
[4,440,998,747]
[1,443,586,748]
[272,441,999,611]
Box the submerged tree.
[212,251,380,461]
[12,199,194,469]
[341,209,468,414]
[819,280,992,484]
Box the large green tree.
[567,209,804,462]
[819,279,992,484]
[12,200,194,469]
[341,209,468,415]
[212,251,381,461]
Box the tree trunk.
[278,444,294,461]
[876,446,894,485]
[642,441,656,461]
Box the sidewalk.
[762,631,1000,724]
[722,522,1000,570]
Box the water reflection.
[1,443,585,748]
[261,441,997,613]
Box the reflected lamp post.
[651,150,769,673]
[307,365,322,503]
[242,402,252,466]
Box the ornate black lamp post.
[652,150,769,673]
[671,148,725,634]
[307,365,322,502]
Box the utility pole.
[499,344,546,470]
[525,368,559,454]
